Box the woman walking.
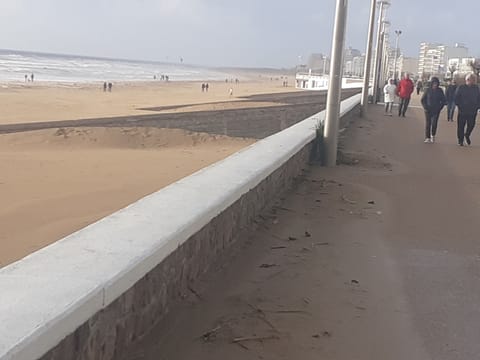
[421,77,446,143]
[383,78,396,116]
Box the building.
[344,47,362,63]
[398,56,419,78]
[418,42,469,78]
[307,53,329,74]
[295,71,363,91]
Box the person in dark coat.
[445,79,457,122]
[421,77,446,143]
[455,73,480,146]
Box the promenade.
[125,98,480,360]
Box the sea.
[0,49,233,84]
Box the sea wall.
[0,94,361,360]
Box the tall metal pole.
[360,0,377,117]
[372,1,390,103]
[393,30,402,80]
[324,0,348,167]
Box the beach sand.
[0,75,299,267]
[0,127,256,267]
[0,77,296,125]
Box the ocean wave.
[0,49,231,83]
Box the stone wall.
[39,143,312,360]
[0,90,360,139]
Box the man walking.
[445,79,457,121]
[455,73,480,146]
[421,77,445,143]
[397,73,415,117]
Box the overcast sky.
[0,0,479,68]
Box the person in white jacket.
[383,78,397,116]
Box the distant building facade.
[418,42,469,78]
[307,53,329,74]
[398,56,419,78]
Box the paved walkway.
[125,98,480,360]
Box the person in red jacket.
[397,73,415,117]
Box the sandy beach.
[0,75,301,267]
[0,76,296,124]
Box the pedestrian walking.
[454,73,480,146]
[445,79,457,121]
[103,82,107,92]
[201,83,205,92]
[416,79,423,95]
[421,77,446,143]
[205,83,209,92]
[383,78,397,116]
[397,74,415,117]
[108,82,112,92]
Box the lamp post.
[360,0,377,117]
[372,0,390,103]
[393,30,402,80]
[324,0,348,167]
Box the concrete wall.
[0,90,360,139]
[0,94,361,360]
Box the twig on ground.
[341,195,356,205]
[187,285,203,300]
[200,325,222,341]
[246,303,279,332]
[233,335,280,343]
[259,263,278,268]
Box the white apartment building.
[418,42,468,77]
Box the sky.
[0,0,479,68]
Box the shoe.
[424,138,431,143]
[458,141,464,146]
[402,114,406,117]
[431,136,435,143]
[465,135,471,145]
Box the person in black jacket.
[445,79,457,121]
[421,77,446,143]
[455,73,480,146]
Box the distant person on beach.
[205,83,209,92]
[153,75,157,80]
[30,73,34,82]
[103,82,107,92]
[165,75,169,82]
[201,83,205,92]
[24,74,28,82]
[229,88,233,96]
[454,73,480,146]
[108,82,112,92]
[421,77,445,143]
[396,73,414,117]
[383,78,397,116]
[445,79,457,122]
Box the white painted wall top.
[0,93,361,360]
